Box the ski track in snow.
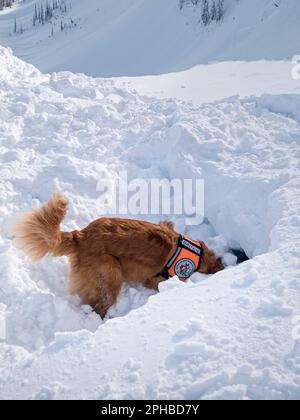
[0,47,300,399]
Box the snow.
[0,0,300,402]
[115,61,300,105]
[0,46,300,399]
[0,0,299,77]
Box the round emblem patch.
[175,259,196,279]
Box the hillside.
[0,0,299,76]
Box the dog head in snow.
[199,242,224,275]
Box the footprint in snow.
[172,318,204,343]
[256,296,294,318]
[231,269,258,289]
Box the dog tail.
[11,192,77,261]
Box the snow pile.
[0,47,300,399]
[0,0,299,77]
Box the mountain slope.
[1,48,300,399]
[0,0,299,76]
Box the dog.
[11,193,224,318]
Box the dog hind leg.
[70,255,122,319]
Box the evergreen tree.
[202,0,210,26]
[211,1,217,21]
[33,4,37,26]
[216,0,225,21]
[41,4,44,24]
[179,0,185,10]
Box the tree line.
[32,0,67,27]
[180,0,225,25]
[0,0,19,11]
[13,0,71,35]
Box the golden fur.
[11,193,224,318]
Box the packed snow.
[0,46,300,399]
[115,60,300,105]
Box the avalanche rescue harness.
[160,236,204,281]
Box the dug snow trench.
[0,48,300,399]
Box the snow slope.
[115,60,300,105]
[1,48,300,399]
[0,0,299,77]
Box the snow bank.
[0,48,300,399]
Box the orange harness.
[160,236,204,282]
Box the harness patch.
[174,258,196,279]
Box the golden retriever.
[11,193,224,318]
